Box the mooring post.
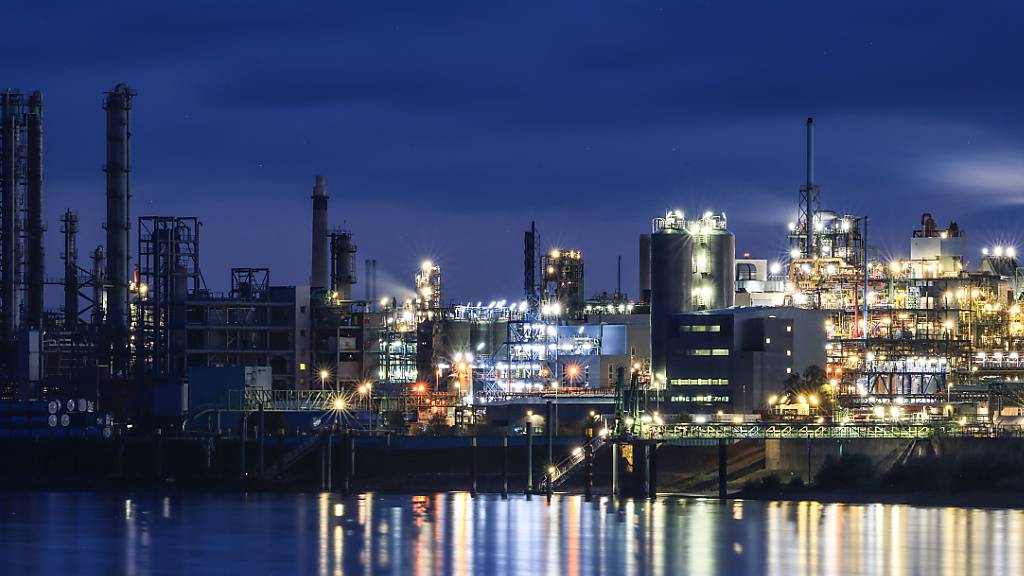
[718,438,727,500]
[611,442,619,497]
[526,421,534,495]
[641,441,650,499]
[647,441,657,500]
[584,442,594,502]
[257,402,265,475]
[240,412,248,479]
[155,428,163,480]
[348,430,356,487]
[806,439,812,485]
[501,434,509,499]
[545,401,553,472]
[470,436,478,497]
[341,428,350,495]
[326,425,333,492]
[276,429,285,476]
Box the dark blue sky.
[4,1,1023,303]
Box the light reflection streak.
[71,491,1022,576]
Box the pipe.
[863,217,869,341]
[91,246,105,326]
[639,234,651,304]
[1,91,21,340]
[25,91,43,330]
[311,176,328,289]
[62,211,79,331]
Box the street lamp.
[319,369,329,390]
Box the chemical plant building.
[1,93,1024,435]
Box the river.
[1,491,1021,575]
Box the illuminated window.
[765,337,771,344]
[786,325,792,333]
[786,367,792,374]
[299,363,307,370]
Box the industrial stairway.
[536,433,609,491]
[260,415,337,480]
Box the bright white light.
[421,259,433,271]
[787,222,796,231]
[1010,247,1018,258]
[790,248,800,259]
[995,246,1005,257]
[769,262,781,275]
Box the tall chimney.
[104,84,134,353]
[311,176,328,289]
[1,91,22,340]
[639,234,651,303]
[25,91,43,330]
[805,116,815,259]
[62,210,79,331]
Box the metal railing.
[651,423,945,440]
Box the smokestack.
[25,91,43,330]
[524,221,536,304]
[311,176,328,289]
[62,210,79,331]
[1,91,22,340]
[616,255,622,297]
[639,234,651,303]
[805,116,814,259]
[104,84,134,350]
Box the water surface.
[1,491,1021,575]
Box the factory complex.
[0,88,1021,437]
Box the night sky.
[4,1,1023,303]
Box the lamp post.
[320,369,329,390]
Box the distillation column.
[104,84,134,368]
[329,231,356,301]
[25,91,44,330]
[62,210,79,331]
[1,92,22,341]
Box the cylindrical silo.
[650,213,692,381]
[691,225,735,311]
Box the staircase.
[260,415,337,480]
[537,433,609,491]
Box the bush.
[815,454,878,490]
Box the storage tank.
[650,211,693,380]
[689,213,735,310]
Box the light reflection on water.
[0,492,1022,575]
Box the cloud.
[936,154,1024,203]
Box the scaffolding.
[136,216,203,377]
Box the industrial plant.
[1,86,1023,448]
